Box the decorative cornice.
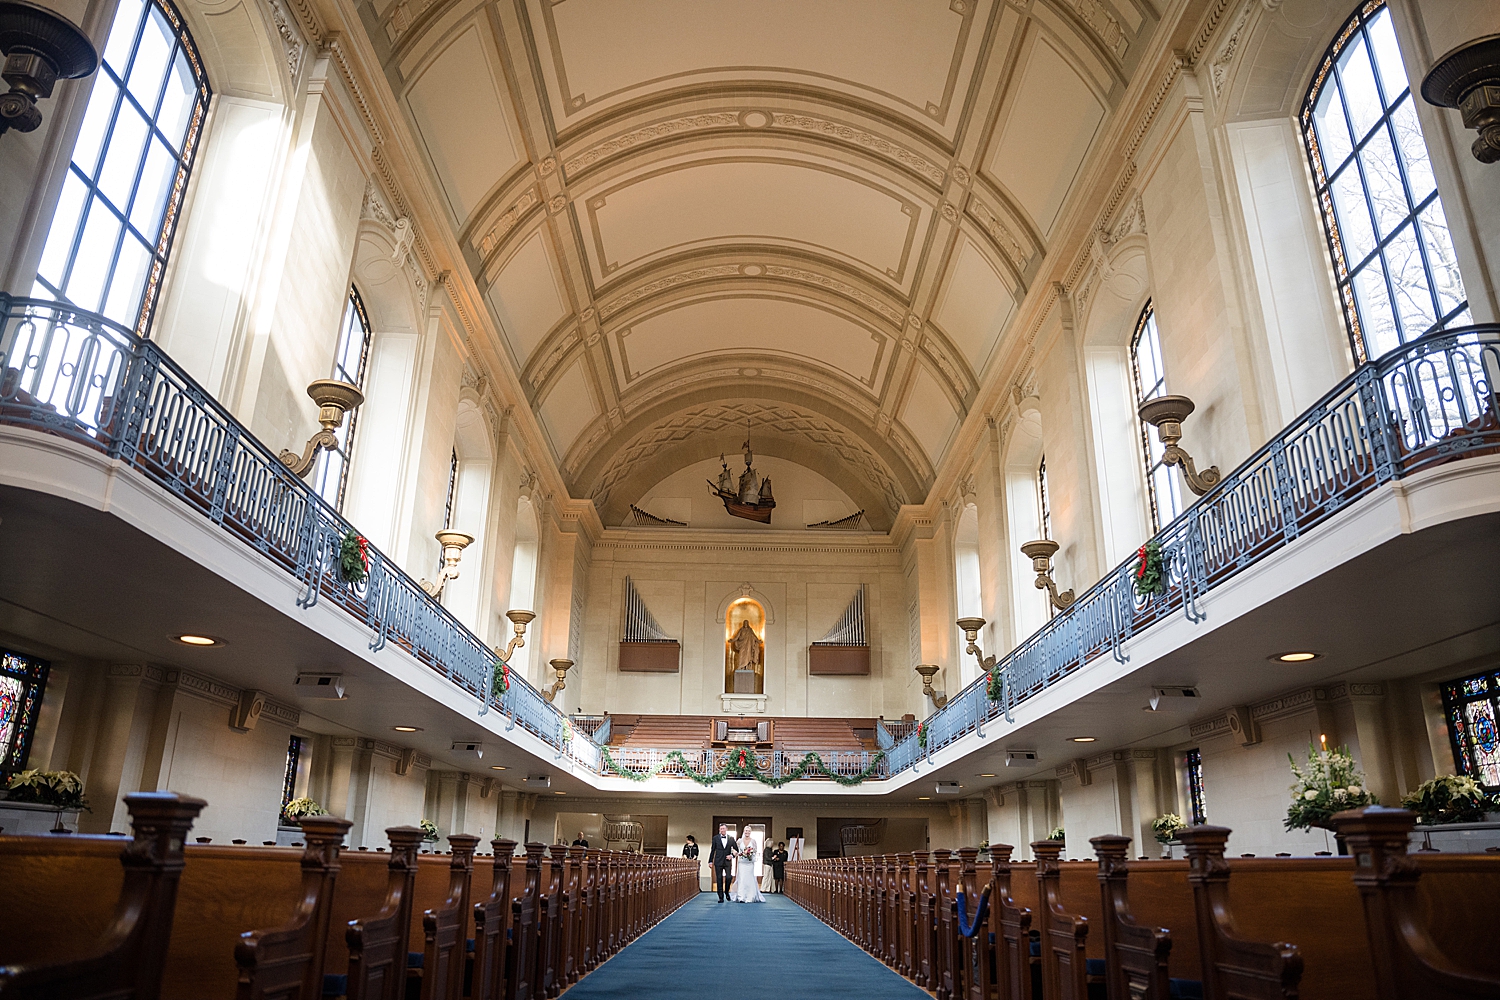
[325,36,385,147]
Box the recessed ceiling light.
[490,765,507,770]
[392,726,422,733]
[1274,651,1320,662]
[736,794,749,799]
[978,773,996,778]
[917,796,930,800]
[1070,736,1097,743]
[174,634,219,646]
[554,790,566,795]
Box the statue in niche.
[731,620,762,673]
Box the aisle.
[561,892,931,999]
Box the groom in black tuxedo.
[709,823,739,901]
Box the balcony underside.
[4,423,1498,797]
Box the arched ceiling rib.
[363,0,1160,514]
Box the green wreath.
[1134,540,1166,597]
[339,530,369,584]
[599,746,886,788]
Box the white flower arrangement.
[1285,743,1377,831]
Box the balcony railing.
[601,746,888,783]
[890,325,1500,774]
[0,294,594,767]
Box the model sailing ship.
[708,436,776,523]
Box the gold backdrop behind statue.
[724,597,765,693]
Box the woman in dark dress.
[683,835,699,859]
[769,841,787,892]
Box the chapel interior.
[1,0,1499,996]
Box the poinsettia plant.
[1402,774,1497,825]
[1134,541,1166,597]
[1285,743,1377,831]
[339,530,369,584]
[281,796,327,826]
[4,769,89,811]
[1152,813,1187,844]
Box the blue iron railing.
[890,325,1500,772]
[0,294,595,767]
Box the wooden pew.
[935,850,958,1000]
[0,792,206,1000]
[508,844,544,1000]
[956,847,995,1000]
[991,845,1036,1000]
[1178,827,1303,1000]
[235,815,354,1000]
[345,827,425,1000]
[471,839,517,1000]
[1032,841,1090,1000]
[897,852,915,978]
[914,851,935,990]
[1333,806,1500,1000]
[1091,835,1173,1000]
[415,834,478,1000]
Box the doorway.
[713,814,773,876]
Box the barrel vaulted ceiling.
[358,0,1161,528]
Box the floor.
[560,892,931,999]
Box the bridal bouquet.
[738,843,756,861]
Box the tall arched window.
[1130,303,1182,532]
[33,0,208,336]
[312,288,371,510]
[1301,1,1469,364]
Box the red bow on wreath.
[737,749,749,769]
[1136,545,1147,579]
[501,663,510,692]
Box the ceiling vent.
[934,782,963,795]
[1148,686,1201,711]
[1005,750,1038,767]
[451,741,484,758]
[294,673,345,699]
[523,775,551,789]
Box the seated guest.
[571,831,589,847]
[683,835,699,859]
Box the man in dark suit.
[708,823,738,901]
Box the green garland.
[599,746,887,788]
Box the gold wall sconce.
[914,663,947,709]
[0,2,99,136]
[956,616,999,676]
[495,608,534,666]
[1137,395,1221,496]
[1020,539,1075,611]
[279,379,365,477]
[542,658,573,703]
[419,529,474,600]
[1421,34,1500,164]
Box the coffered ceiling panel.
[526,0,988,140]
[404,23,523,223]
[613,295,888,392]
[985,34,1107,236]
[538,358,598,458]
[579,156,926,291]
[486,229,570,367]
[902,365,963,465]
[932,235,1017,374]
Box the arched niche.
[441,395,494,632]
[1003,405,1047,644]
[508,493,541,679]
[1211,0,1356,424]
[714,585,777,626]
[352,222,424,335]
[1079,236,1153,568]
[724,597,766,695]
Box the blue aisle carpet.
[561,892,931,999]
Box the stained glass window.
[1130,303,1183,532]
[1443,668,1500,789]
[1037,455,1052,541]
[1301,1,1469,364]
[443,448,459,529]
[1186,747,1208,825]
[311,288,372,511]
[279,734,302,817]
[0,649,50,776]
[32,0,209,337]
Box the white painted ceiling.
[366,0,1157,526]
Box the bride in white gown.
[730,841,766,902]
